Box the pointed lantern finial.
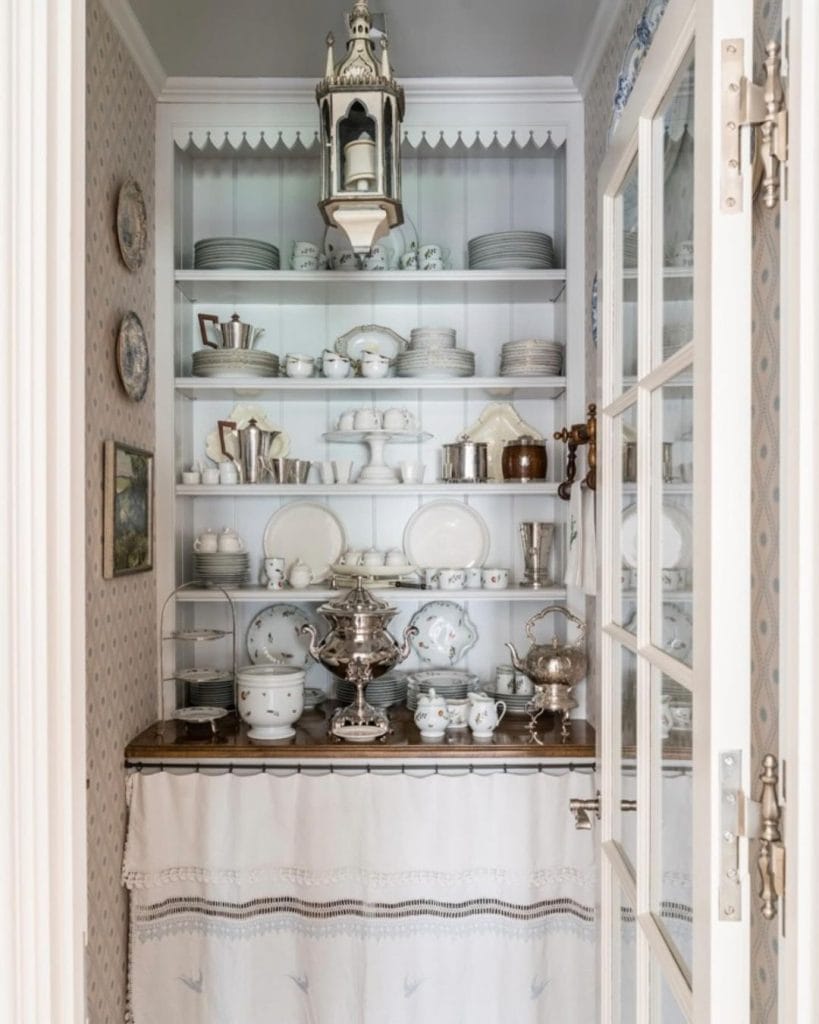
[380,37,392,80]
[325,32,335,79]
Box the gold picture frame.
[103,440,154,578]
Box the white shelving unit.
[154,81,586,711]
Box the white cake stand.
[323,429,432,484]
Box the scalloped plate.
[409,600,479,668]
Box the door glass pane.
[653,966,688,1023]
[620,886,637,1024]
[657,53,695,367]
[652,369,693,665]
[653,671,693,979]
[619,646,637,871]
[620,159,639,389]
[616,401,638,632]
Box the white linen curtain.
[123,769,598,1023]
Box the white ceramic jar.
[413,688,449,738]
[236,665,305,740]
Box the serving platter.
[246,603,314,667]
[621,502,692,569]
[409,600,478,667]
[262,502,346,582]
[402,500,490,569]
[334,324,408,363]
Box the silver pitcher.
[198,312,265,350]
[217,418,280,484]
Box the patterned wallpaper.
[584,2,782,1022]
[85,1,157,1020]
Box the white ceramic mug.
[264,556,286,590]
[202,467,220,485]
[354,407,381,430]
[399,251,418,270]
[322,351,352,379]
[333,458,353,484]
[399,461,425,484]
[359,352,390,379]
[363,244,389,271]
[285,353,315,378]
[438,568,466,591]
[465,567,482,589]
[494,665,517,695]
[330,248,357,271]
[481,567,510,590]
[193,529,218,553]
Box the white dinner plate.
[246,603,315,667]
[621,502,691,569]
[402,500,490,569]
[263,502,346,582]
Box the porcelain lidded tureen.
[302,577,416,741]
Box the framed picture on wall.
[103,440,154,578]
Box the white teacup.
[424,568,439,589]
[465,567,482,589]
[181,470,200,485]
[385,548,406,567]
[481,567,510,590]
[293,241,320,258]
[333,458,353,483]
[514,673,535,696]
[354,407,382,430]
[383,407,413,431]
[438,568,466,591]
[285,353,315,379]
[495,665,516,695]
[218,462,238,485]
[360,351,390,379]
[193,529,218,553]
[361,548,385,567]
[291,255,319,271]
[330,248,357,271]
[363,245,390,271]
[202,467,219,485]
[446,698,470,730]
[337,410,356,431]
[340,549,362,566]
[399,251,418,270]
[399,461,425,484]
[661,568,687,590]
[322,350,352,379]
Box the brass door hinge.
[721,39,788,212]
[719,751,785,925]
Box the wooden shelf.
[177,482,562,497]
[174,268,567,304]
[175,585,568,603]
[125,708,596,762]
[175,375,567,400]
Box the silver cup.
[518,521,554,588]
[285,458,312,484]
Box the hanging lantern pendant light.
[316,0,404,253]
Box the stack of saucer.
[405,669,480,710]
[499,338,564,377]
[409,327,457,351]
[193,551,250,587]
[488,688,536,717]
[396,347,475,378]
[336,673,407,709]
[192,348,279,378]
[194,237,280,271]
[468,231,555,270]
[175,668,235,709]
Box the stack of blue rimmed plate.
[194,237,280,270]
[405,668,480,710]
[468,231,555,270]
[193,552,250,587]
[176,668,235,709]
[336,673,407,708]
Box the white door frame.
[0,1,87,1020]
[779,0,819,1018]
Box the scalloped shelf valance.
[174,126,567,159]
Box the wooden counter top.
[125,706,596,763]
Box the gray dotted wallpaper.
[85,0,157,1019]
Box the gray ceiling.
[127,0,604,79]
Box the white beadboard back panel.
[85,1,157,1020]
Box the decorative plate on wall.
[116,179,147,271]
[608,0,670,141]
[116,311,149,401]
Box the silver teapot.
[302,577,416,684]
[217,418,280,484]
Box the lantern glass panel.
[337,100,377,194]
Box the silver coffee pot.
[217,418,280,484]
[198,312,265,350]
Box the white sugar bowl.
[413,687,449,739]
[236,665,305,740]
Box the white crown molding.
[100,0,166,98]
[159,75,582,106]
[572,0,627,97]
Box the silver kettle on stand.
[218,418,280,484]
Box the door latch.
[569,793,636,830]
[718,751,785,923]
[721,39,788,212]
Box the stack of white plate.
[467,231,555,270]
[192,348,279,378]
[193,552,250,587]
[177,669,235,709]
[194,237,280,271]
[409,327,457,351]
[405,669,480,710]
[396,347,475,378]
[499,338,564,377]
[488,688,536,717]
[336,673,407,709]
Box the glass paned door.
[597,0,754,1020]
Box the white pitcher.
[467,691,506,739]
